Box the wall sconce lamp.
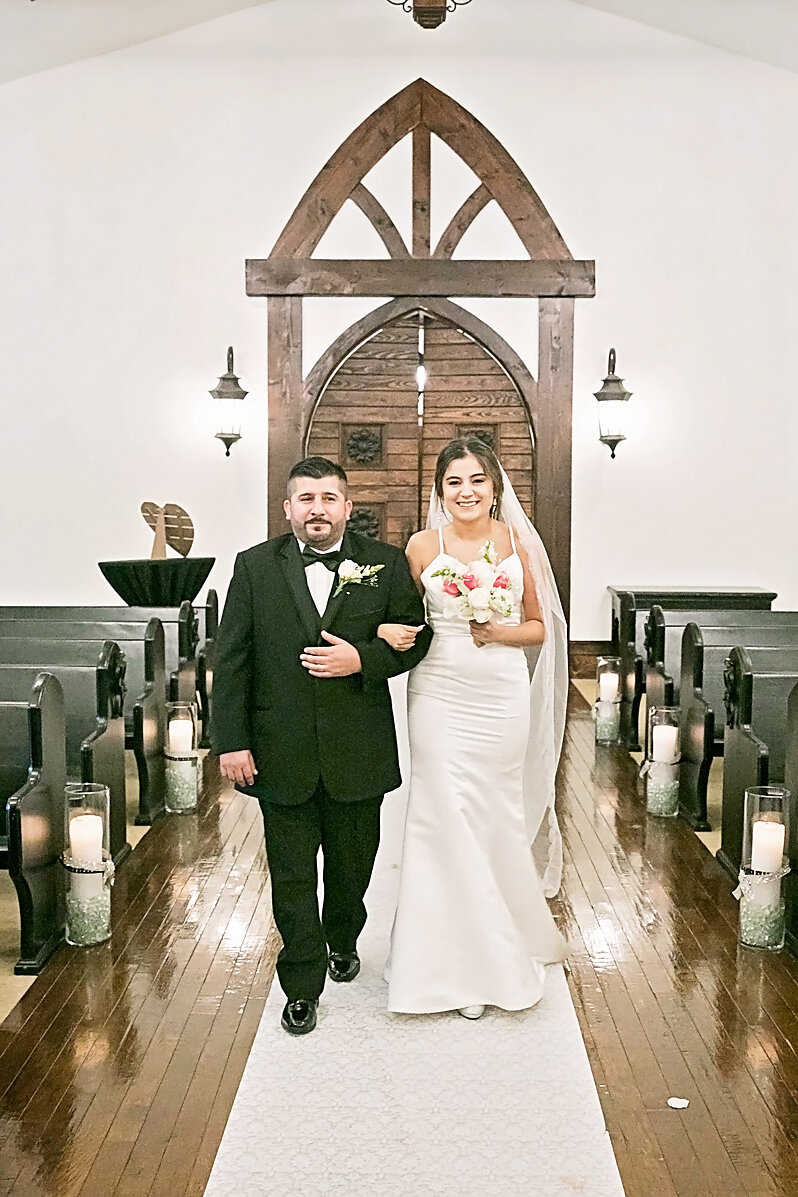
[594,348,632,459]
[209,347,248,456]
[386,0,472,30]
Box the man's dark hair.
[287,456,348,496]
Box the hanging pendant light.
[385,0,473,30]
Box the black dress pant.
[259,780,382,1001]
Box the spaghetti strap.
[508,524,517,554]
[437,526,445,554]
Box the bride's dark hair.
[434,436,504,516]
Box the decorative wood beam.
[268,79,571,261]
[536,298,574,620]
[412,125,431,257]
[349,185,410,259]
[271,82,423,258]
[267,297,303,534]
[419,84,571,260]
[247,259,596,299]
[433,183,492,259]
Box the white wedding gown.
[386,529,568,1014]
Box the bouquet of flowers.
[431,540,513,623]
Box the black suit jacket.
[210,529,432,803]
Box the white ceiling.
[569,1,798,75]
[1,0,797,85]
[0,0,270,84]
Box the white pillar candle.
[651,724,679,763]
[70,870,104,900]
[68,813,104,900]
[69,813,103,863]
[750,820,785,874]
[168,719,194,755]
[599,673,619,702]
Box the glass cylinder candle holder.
[737,785,790,951]
[646,761,680,818]
[165,702,199,814]
[644,706,681,817]
[594,656,621,744]
[63,783,114,947]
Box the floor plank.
[0,694,796,1194]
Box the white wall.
[1,0,797,637]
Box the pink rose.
[442,579,461,596]
[462,572,478,591]
[493,573,510,590]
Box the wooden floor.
[2,689,798,1195]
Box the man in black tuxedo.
[211,457,431,1035]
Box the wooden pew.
[196,590,217,749]
[680,621,798,829]
[717,645,798,882]
[779,684,798,953]
[1,672,66,973]
[644,607,798,742]
[0,594,215,745]
[0,645,128,865]
[609,586,777,656]
[0,621,165,824]
[609,587,777,748]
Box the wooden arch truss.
[247,78,595,614]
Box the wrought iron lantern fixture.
[209,346,248,456]
[386,0,472,30]
[594,348,632,459]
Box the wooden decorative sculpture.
[99,505,213,606]
[141,504,194,560]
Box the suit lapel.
[321,529,357,632]
[278,537,322,642]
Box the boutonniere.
[333,558,385,598]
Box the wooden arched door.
[307,308,535,546]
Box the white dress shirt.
[297,536,344,615]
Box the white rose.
[338,559,359,580]
[468,586,490,608]
[442,596,468,620]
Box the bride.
[379,436,569,1019]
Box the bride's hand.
[377,623,424,651]
[469,618,504,647]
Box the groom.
[211,456,431,1035]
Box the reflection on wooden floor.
[1,690,797,1194]
[0,757,278,1196]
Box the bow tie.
[301,545,343,571]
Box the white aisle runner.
[204,760,626,1196]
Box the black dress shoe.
[281,999,318,1035]
[327,951,360,983]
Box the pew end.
[4,672,67,974]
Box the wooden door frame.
[252,79,593,619]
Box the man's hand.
[300,631,362,678]
[220,749,258,786]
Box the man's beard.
[303,520,341,549]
